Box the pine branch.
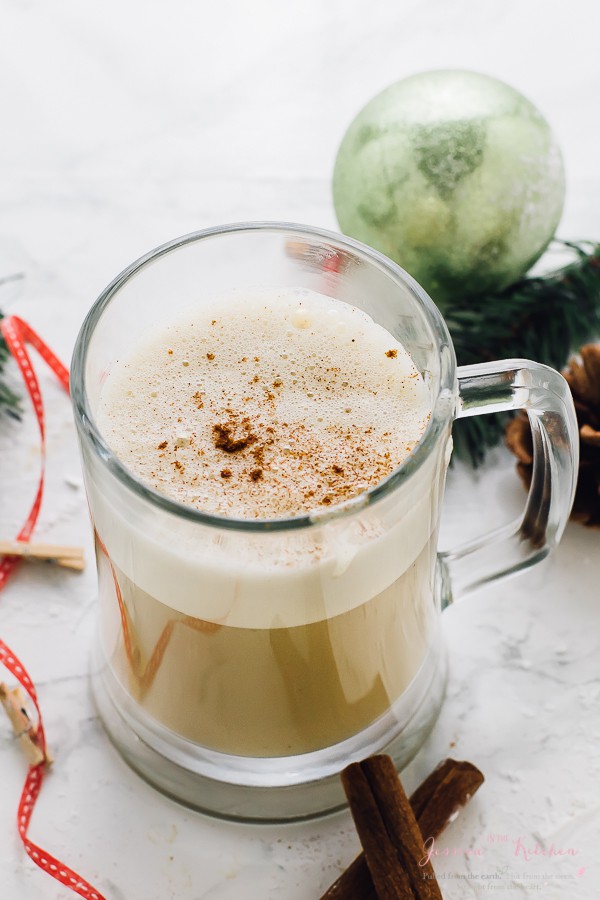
[0,307,22,418]
[447,241,600,465]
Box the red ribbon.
[0,315,107,900]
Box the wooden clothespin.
[0,541,85,572]
[0,682,52,766]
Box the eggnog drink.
[93,288,439,756]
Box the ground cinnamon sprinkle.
[212,419,257,453]
[252,444,265,465]
[101,294,431,519]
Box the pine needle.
[0,308,22,418]
[446,241,600,465]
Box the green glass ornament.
[333,70,566,307]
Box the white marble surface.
[1,1,599,897]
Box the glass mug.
[71,223,578,821]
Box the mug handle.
[439,359,579,601]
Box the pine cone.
[506,344,600,528]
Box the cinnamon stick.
[413,760,484,844]
[343,754,442,899]
[323,855,378,900]
[321,757,484,900]
[341,761,418,899]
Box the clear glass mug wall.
[71,224,578,821]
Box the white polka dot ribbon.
[0,316,107,900]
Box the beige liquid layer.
[96,531,438,757]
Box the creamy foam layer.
[97,289,431,520]
[87,453,441,627]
